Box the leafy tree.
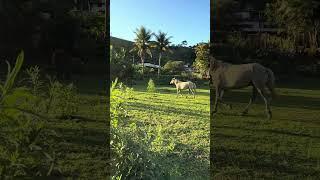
[131,26,153,74]
[215,0,240,31]
[181,40,188,47]
[193,43,210,76]
[153,31,172,77]
[163,60,185,74]
[265,0,320,54]
[110,45,134,82]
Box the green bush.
[47,79,80,118]
[147,79,156,93]
[163,60,185,74]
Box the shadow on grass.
[212,124,320,139]
[167,142,209,178]
[127,101,209,119]
[211,145,320,178]
[277,77,320,90]
[51,125,107,147]
[220,90,320,110]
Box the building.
[232,10,278,33]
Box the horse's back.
[217,63,267,88]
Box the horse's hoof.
[241,110,248,116]
[267,112,272,120]
[228,105,232,110]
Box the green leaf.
[1,51,24,100]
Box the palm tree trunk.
[141,57,144,74]
[158,52,162,78]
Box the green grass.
[24,75,320,179]
[44,76,108,179]
[211,80,320,179]
[124,81,210,178]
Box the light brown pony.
[208,56,276,119]
[170,78,196,98]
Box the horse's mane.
[217,60,232,67]
[174,78,182,83]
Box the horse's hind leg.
[241,86,257,115]
[256,87,272,119]
[193,88,195,98]
[190,88,195,98]
[266,83,275,101]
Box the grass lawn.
[125,80,210,178]
[211,78,320,179]
[45,75,108,179]
[35,75,319,179]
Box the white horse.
[208,56,276,119]
[170,78,196,98]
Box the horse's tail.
[266,68,276,98]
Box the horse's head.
[170,78,177,84]
[209,55,222,73]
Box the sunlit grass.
[126,82,210,178]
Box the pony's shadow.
[219,112,263,118]
[211,109,267,121]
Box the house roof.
[138,63,160,69]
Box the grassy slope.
[126,81,210,178]
[211,80,320,179]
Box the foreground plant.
[0,51,61,178]
[110,78,175,179]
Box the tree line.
[213,0,320,76]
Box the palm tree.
[131,26,153,74]
[153,31,172,77]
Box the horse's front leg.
[256,86,272,120]
[213,88,220,113]
[219,90,232,109]
[241,86,257,115]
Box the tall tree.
[265,0,320,54]
[131,26,153,74]
[193,43,210,76]
[153,31,172,77]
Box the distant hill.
[110,36,133,49]
[110,36,196,65]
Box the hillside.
[110,36,196,65]
[110,36,134,49]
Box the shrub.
[0,51,61,178]
[147,79,156,93]
[47,79,80,118]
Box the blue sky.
[110,0,210,46]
